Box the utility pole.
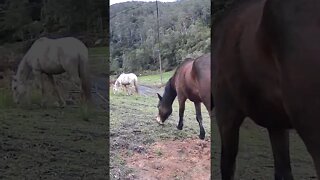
[156,0,162,84]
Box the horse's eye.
[14,87,17,90]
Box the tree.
[1,0,32,41]
[110,0,210,74]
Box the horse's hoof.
[177,125,183,130]
[199,133,205,140]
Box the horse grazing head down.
[11,75,27,104]
[112,80,120,93]
[156,93,173,125]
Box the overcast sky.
[110,0,177,6]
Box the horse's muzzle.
[156,115,164,125]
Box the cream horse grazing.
[11,37,91,107]
[113,73,139,95]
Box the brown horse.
[213,0,320,179]
[156,53,211,139]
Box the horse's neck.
[16,57,31,82]
[115,80,120,87]
[162,78,177,106]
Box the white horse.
[113,73,139,95]
[11,37,91,107]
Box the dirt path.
[138,85,162,97]
[124,138,211,180]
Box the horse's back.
[29,37,88,60]
[24,37,88,74]
[193,53,211,109]
[174,55,210,108]
[193,53,210,80]
[117,73,137,84]
[214,0,320,177]
[213,0,320,128]
[127,73,138,79]
[213,0,294,128]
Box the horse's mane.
[16,55,32,81]
[162,77,177,104]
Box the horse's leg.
[268,128,293,180]
[47,75,65,107]
[194,102,205,139]
[177,96,186,130]
[218,111,244,180]
[124,85,129,95]
[68,72,82,103]
[134,80,139,94]
[33,70,46,107]
[295,129,320,178]
[215,90,244,180]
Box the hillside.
[110,0,210,74]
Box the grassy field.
[0,107,107,179]
[109,86,211,179]
[138,71,174,86]
[110,71,174,87]
[0,46,109,179]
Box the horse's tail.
[78,54,91,102]
[134,76,139,94]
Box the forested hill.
[0,0,107,47]
[110,0,210,74]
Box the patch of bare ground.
[124,138,211,180]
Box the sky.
[110,0,177,6]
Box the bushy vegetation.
[110,0,210,74]
[0,0,107,47]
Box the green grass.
[109,88,211,179]
[0,45,109,179]
[0,105,108,179]
[138,71,174,86]
[0,88,15,108]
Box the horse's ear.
[157,93,162,100]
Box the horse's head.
[156,93,172,124]
[113,81,119,93]
[11,75,27,104]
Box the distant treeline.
[0,0,107,47]
[110,0,210,74]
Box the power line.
[156,0,162,84]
